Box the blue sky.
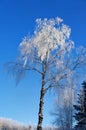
[0,0,86,127]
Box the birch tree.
[6,17,86,130]
[52,80,76,129]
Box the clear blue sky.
[0,0,86,127]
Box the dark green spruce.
[73,80,86,130]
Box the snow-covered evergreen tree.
[73,80,86,130]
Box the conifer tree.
[74,81,86,129]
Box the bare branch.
[25,66,42,75]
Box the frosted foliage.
[19,37,35,66]
[57,85,75,108]
[19,17,74,64]
[34,25,60,60]
[63,88,74,105]
[76,46,86,61]
[34,18,72,61]
[0,118,23,128]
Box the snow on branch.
[6,17,86,88]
